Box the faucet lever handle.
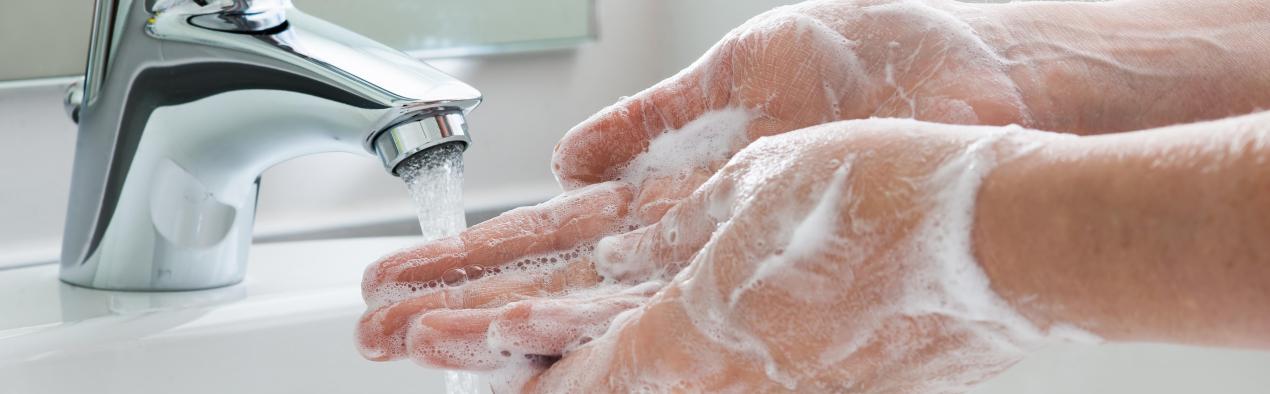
[182,0,289,33]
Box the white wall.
[0,82,78,265]
[0,0,796,267]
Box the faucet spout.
[60,0,480,290]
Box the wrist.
[973,113,1270,348]
[970,130,1080,333]
[970,0,1270,134]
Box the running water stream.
[397,142,480,394]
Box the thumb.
[552,45,735,190]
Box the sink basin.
[2,236,1267,393]
[974,342,1270,393]
[0,237,450,394]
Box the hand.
[553,0,1035,194]
[527,120,1059,392]
[357,0,1270,389]
[358,0,1036,366]
[358,0,1049,385]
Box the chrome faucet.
[60,0,480,291]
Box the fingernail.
[440,268,468,285]
[465,265,486,280]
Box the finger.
[520,347,591,394]
[407,308,503,370]
[363,182,633,299]
[595,177,736,282]
[487,288,655,357]
[552,46,735,189]
[519,294,689,393]
[630,167,715,225]
[358,258,603,361]
[407,287,656,370]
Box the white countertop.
[0,237,418,334]
[0,236,460,394]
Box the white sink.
[2,236,1268,393]
[0,237,449,394]
[974,343,1270,393]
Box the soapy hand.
[525,119,1059,392]
[355,0,1270,390]
[358,0,1034,369]
[553,0,1032,200]
[356,1,1057,389]
[363,118,1065,391]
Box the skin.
[976,112,1270,349]
[533,121,1058,392]
[976,0,1270,134]
[355,0,1270,391]
[530,113,1270,392]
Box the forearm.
[974,111,1270,348]
[970,0,1270,134]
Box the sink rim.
[0,236,420,341]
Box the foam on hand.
[583,119,1100,392]
[618,106,755,189]
[366,0,1113,385]
[381,114,1099,392]
[409,108,756,391]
